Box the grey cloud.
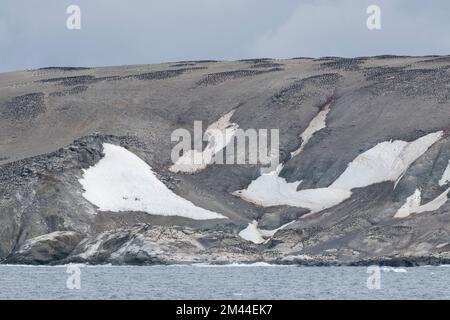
[0,0,449,72]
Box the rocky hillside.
[1,56,450,266]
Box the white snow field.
[19,231,79,250]
[439,160,450,186]
[291,103,331,158]
[235,131,443,215]
[233,165,352,212]
[394,187,450,218]
[170,111,238,173]
[79,143,227,220]
[238,220,294,244]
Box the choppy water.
[1,264,450,299]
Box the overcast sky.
[1,0,449,72]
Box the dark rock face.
[1,56,450,266]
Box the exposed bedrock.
[1,56,450,265]
[4,231,84,265]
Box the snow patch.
[192,262,287,267]
[238,220,295,244]
[234,168,352,212]
[239,220,265,244]
[235,132,443,215]
[331,131,444,190]
[79,143,227,220]
[170,111,238,173]
[439,160,450,186]
[394,187,450,218]
[381,267,408,273]
[291,103,330,158]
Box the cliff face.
[1,56,450,266]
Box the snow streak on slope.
[239,221,265,244]
[233,165,352,212]
[238,220,295,244]
[394,187,450,218]
[170,111,238,174]
[291,103,331,158]
[439,160,450,186]
[331,131,444,189]
[79,143,227,220]
[235,132,443,215]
